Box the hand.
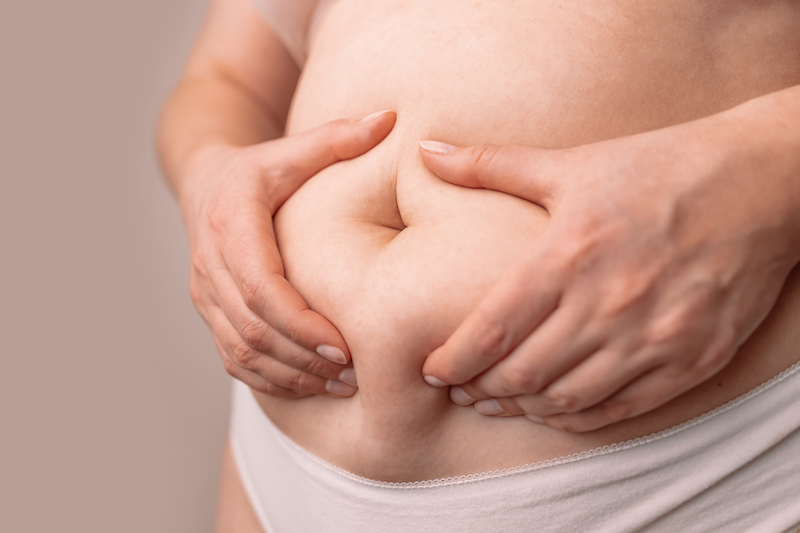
[418,120,798,432]
[181,111,396,397]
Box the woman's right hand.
[180,111,396,398]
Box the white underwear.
[230,362,800,533]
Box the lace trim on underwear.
[272,360,800,490]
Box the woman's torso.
[257,0,800,481]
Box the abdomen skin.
[257,0,800,481]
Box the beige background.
[0,1,232,531]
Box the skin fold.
[257,0,800,481]
[419,92,800,431]
[158,0,800,526]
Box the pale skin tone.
[159,0,398,399]
[159,3,394,527]
[158,0,800,529]
[420,88,800,432]
[159,0,800,425]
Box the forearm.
[156,0,301,199]
[665,84,800,270]
[708,84,800,265]
[157,73,286,198]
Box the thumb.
[419,140,560,208]
[270,110,396,178]
[259,110,396,212]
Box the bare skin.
[215,440,264,533]
[158,0,398,398]
[419,86,800,432]
[260,0,800,481]
[158,0,800,526]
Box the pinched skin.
[255,0,800,481]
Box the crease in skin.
[340,121,408,234]
[347,118,454,235]
[391,123,407,231]
[260,0,800,483]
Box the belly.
[257,0,800,481]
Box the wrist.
[726,93,800,264]
[688,90,800,266]
[174,142,240,201]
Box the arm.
[158,0,395,397]
[419,83,800,431]
[158,0,298,189]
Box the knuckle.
[547,239,595,279]
[644,347,673,368]
[264,166,290,189]
[188,276,203,306]
[275,388,303,399]
[647,310,692,346]
[474,318,511,360]
[550,245,588,280]
[261,171,291,211]
[288,371,314,393]
[231,339,259,370]
[598,276,651,319]
[303,354,328,377]
[600,399,631,424]
[544,389,580,412]
[189,251,209,281]
[221,356,238,377]
[239,318,273,351]
[280,312,304,344]
[327,118,350,132]
[239,273,268,309]
[260,382,279,397]
[546,240,574,270]
[469,145,500,177]
[503,368,542,395]
[206,205,229,236]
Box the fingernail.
[450,386,476,406]
[338,367,358,387]
[424,375,448,387]
[325,379,357,396]
[526,414,544,424]
[360,109,392,123]
[419,140,456,154]
[474,399,505,416]
[316,345,347,365]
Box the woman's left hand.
[418,110,800,433]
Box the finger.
[536,365,698,433]
[261,110,397,212]
[207,273,352,381]
[506,347,655,419]
[530,329,736,432]
[219,210,353,368]
[449,385,481,406]
[473,397,526,417]
[422,254,562,386]
[212,330,306,398]
[418,141,561,210]
[466,304,601,399]
[213,336,307,399]
[529,347,664,417]
[208,306,358,397]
